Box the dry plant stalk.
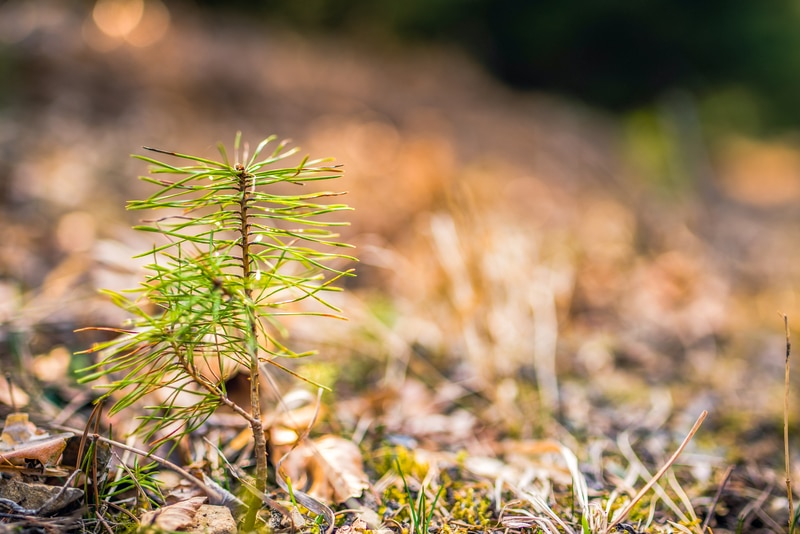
[783,313,794,533]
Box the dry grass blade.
[616,431,689,525]
[559,444,588,511]
[607,410,707,531]
[519,489,575,534]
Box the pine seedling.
[78,133,354,527]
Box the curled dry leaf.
[280,435,370,503]
[139,495,208,531]
[0,413,71,467]
[313,436,371,502]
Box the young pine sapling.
[78,133,354,526]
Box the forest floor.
[1,2,800,533]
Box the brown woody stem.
[237,167,269,531]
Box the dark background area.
[193,0,800,136]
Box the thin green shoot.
[395,458,444,534]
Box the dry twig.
[783,313,794,533]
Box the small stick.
[608,410,707,531]
[701,464,734,532]
[49,424,224,504]
[783,313,795,533]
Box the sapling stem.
[236,163,269,530]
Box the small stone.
[186,504,238,534]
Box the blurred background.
[1,0,800,464]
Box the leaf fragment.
[139,495,208,530]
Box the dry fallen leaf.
[0,413,72,467]
[1,413,45,445]
[313,436,371,502]
[281,435,371,504]
[139,495,207,531]
[0,435,70,468]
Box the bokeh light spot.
[56,211,97,253]
[92,0,144,39]
[126,0,170,47]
